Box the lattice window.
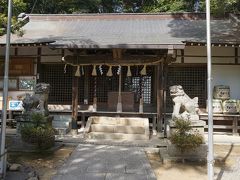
[166,66,207,112]
[40,64,84,104]
[89,66,119,103]
[40,64,154,105]
[88,65,154,104]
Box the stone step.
[90,116,148,126]
[87,132,149,140]
[90,124,145,134]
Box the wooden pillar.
[93,76,97,112]
[117,66,122,112]
[84,66,89,105]
[233,116,239,136]
[163,59,168,137]
[156,62,163,132]
[36,47,42,83]
[181,49,184,63]
[72,69,78,129]
[235,47,238,64]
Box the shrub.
[20,113,55,150]
[170,119,204,153]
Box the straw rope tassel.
[75,66,81,77]
[106,65,113,77]
[140,65,147,75]
[92,65,97,76]
[127,65,132,77]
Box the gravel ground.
[148,145,240,180]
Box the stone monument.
[167,85,207,160]
[168,85,206,136]
[17,83,52,132]
[169,85,199,121]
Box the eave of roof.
[0,13,239,49]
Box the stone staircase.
[84,116,150,140]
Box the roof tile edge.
[28,12,207,20]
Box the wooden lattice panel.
[166,66,207,112]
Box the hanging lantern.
[106,65,113,77]
[140,65,147,76]
[92,65,97,76]
[75,66,81,77]
[127,65,132,77]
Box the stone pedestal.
[167,119,207,161]
[167,119,206,139]
[167,143,207,161]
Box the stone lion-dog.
[169,85,199,121]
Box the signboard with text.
[8,100,23,110]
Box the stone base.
[167,119,206,138]
[167,143,207,161]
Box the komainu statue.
[22,83,50,116]
[169,85,199,121]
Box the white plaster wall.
[183,46,236,64]
[0,91,33,100]
[212,65,240,99]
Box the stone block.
[91,116,118,125]
[168,119,206,138]
[53,115,72,122]
[114,126,145,134]
[87,132,149,140]
[90,124,114,133]
[52,120,71,128]
[167,143,207,160]
[9,164,22,171]
[119,118,146,126]
[54,127,70,135]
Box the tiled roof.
[0,13,239,49]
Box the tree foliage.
[24,0,239,14]
[0,0,27,36]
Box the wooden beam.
[63,55,163,65]
[72,70,79,129]
[112,49,123,60]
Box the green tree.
[0,0,27,36]
[209,0,239,16]
[24,0,101,13]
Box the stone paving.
[52,144,156,180]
